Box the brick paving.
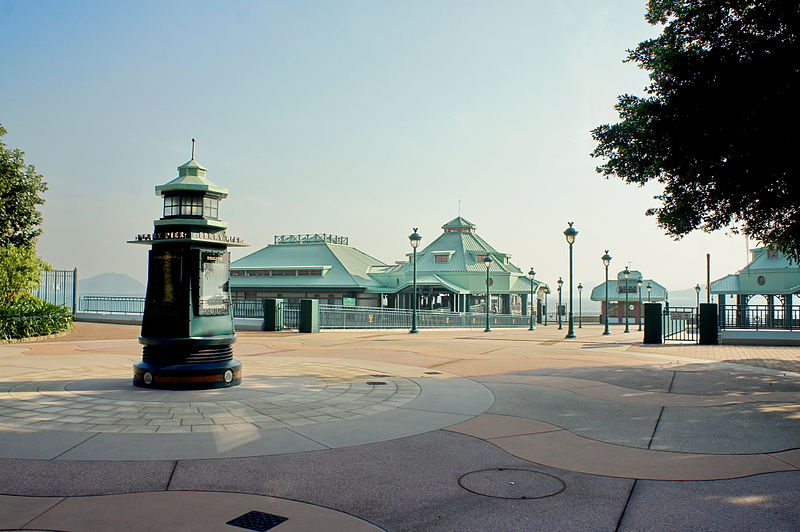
[0,360,420,433]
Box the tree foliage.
[0,245,50,304]
[0,124,50,301]
[591,0,800,259]
[0,124,48,247]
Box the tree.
[0,124,49,301]
[0,124,48,247]
[0,246,50,304]
[591,0,800,259]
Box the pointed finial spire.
[458,196,461,217]
[191,138,196,160]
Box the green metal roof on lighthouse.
[154,150,229,197]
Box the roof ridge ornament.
[191,138,196,160]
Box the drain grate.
[369,374,390,378]
[424,371,442,375]
[366,381,388,385]
[227,510,288,531]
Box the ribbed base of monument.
[134,337,241,389]
[133,360,242,389]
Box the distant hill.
[79,273,145,296]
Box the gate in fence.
[662,306,697,342]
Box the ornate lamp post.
[484,255,493,332]
[602,251,612,335]
[695,283,701,308]
[637,279,643,331]
[623,266,631,333]
[543,288,549,325]
[647,283,652,302]
[528,267,536,331]
[563,222,578,339]
[557,277,564,330]
[409,228,421,334]
[577,283,583,328]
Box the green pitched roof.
[442,216,475,229]
[155,159,229,197]
[231,241,388,290]
[590,280,668,302]
[711,248,800,295]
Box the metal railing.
[318,304,530,329]
[30,269,77,313]
[80,296,145,314]
[77,296,533,330]
[719,305,799,330]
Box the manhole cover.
[458,468,565,499]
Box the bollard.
[643,303,663,344]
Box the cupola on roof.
[442,216,476,233]
[155,141,229,198]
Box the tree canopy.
[0,124,48,248]
[591,0,800,259]
[0,124,49,301]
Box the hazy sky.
[1,0,753,296]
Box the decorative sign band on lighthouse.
[128,140,247,389]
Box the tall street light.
[408,228,421,334]
[577,283,583,329]
[563,222,578,339]
[647,283,652,302]
[623,266,631,333]
[484,255,493,332]
[602,251,612,335]
[543,288,549,325]
[557,277,564,330]
[528,267,536,331]
[695,283,701,308]
[637,279,643,331]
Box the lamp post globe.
[647,283,652,302]
[484,255,493,332]
[563,222,578,339]
[623,266,631,333]
[695,283,701,308]
[408,228,421,334]
[528,267,536,331]
[602,251,612,335]
[577,283,583,329]
[556,277,564,330]
[637,279,643,331]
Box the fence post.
[262,299,283,331]
[643,303,663,344]
[299,299,319,333]
[698,303,719,345]
[72,268,78,315]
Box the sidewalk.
[1,323,798,530]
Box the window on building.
[203,197,219,219]
[476,255,487,262]
[435,255,449,263]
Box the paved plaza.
[1,322,800,531]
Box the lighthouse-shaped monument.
[129,141,246,389]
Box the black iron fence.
[719,305,799,330]
[662,306,697,342]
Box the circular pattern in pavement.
[0,360,421,433]
[458,468,566,499]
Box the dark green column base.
[133,360,242,389]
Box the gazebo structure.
[590,270,667,325]
[711,247,800,328]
